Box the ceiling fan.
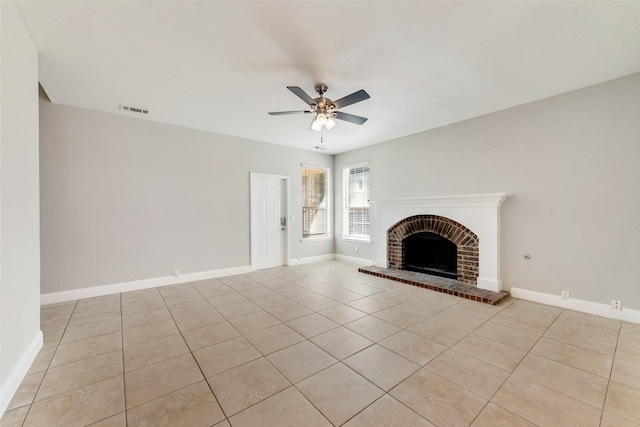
[268,84,370,131]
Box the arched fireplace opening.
[387,214,479,285]
[403,232,457,279]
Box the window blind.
[302,166,329,238]
[344,164,370,239]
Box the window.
[343,163,370,240]
[302,165,330,239]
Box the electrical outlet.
[611,299,622,311]
[560,291,570,300]
[173,270,179,278]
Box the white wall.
[335,73,640,310]
[0,1,42,414]
[39,99,333,294]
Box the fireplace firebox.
[403,232,457,279]
[387,214,479,285]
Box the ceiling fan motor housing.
[312,84,336,116]
[313,98,334,115]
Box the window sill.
[342,236,371,244]
[301,236,332,243]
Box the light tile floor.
[2,260,639,426]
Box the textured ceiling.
[15,1,640,154]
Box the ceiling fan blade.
[268,110,312,115]
[287,86,317,106]
[332,89,370,109]
[334,111,368,125]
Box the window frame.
[301,164,331,241]
[342,162,371,242]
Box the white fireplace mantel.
[371,193,510,292]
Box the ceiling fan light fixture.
[311,119,322,131]
[325,117,336,130]
[317,113,328,126]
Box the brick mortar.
[387,214,480,285]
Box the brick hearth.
[358,265,509,305]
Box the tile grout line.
[335,303,462,426]
[159,281,231,424]
[21,263,636,426]
[529,309,620,381]
[20,312,134,425]
[268,269,440,425]
[196,279,258,425]
[193,270,393,425]
[486,305,612,425]
[599,319,623,426]
[206,271,332,424]
[201,272,342,423]
[416,300,519,425]
[59,295,127,427]
[19,299,80,425]
[122,284,240,422]
[45,298,124,426]
[119,292,127,427]
[222,270,632,426]
[463,302,552,426]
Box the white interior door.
[251,173,288,269]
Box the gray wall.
[0,0,41,408]
[37,56,640,310]
[335,73,640,309]
[40,100,333,294]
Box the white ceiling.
[15,1,640,154]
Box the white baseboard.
[41,265,252,305]
[289,254,376,267]
[335,254,374,266]
[511,287,640,324]
[0,330,43,415]
[289,254,336,266]
[41,254,381,305]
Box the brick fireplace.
[387,215,479,285]
[372,193,509,292]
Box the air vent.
[119,104,149,114]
